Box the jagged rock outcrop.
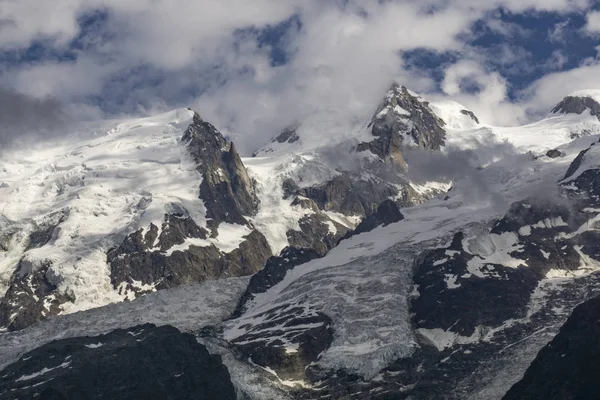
[503,295,600,400]
[106,114,273,303]
[184,112,259,230]
[357,83,447,169]
[460,109,480,124]
[0,324,237,400]
[340,199,404,241]
[252,125,300,156]
[562,145,594,181]
[233,247,323,318]
[0,264,73,331]
[546,149,564,158]
[279,174,416,259]
[232,310,334,383]
[0,211,72,331]
[298,174,396,216]
[552,94,600,120]
[287,214,350,256]
[412,198,585,337]
[561,142,600,207]
[108,214,272,300]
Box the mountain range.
[1,83,600,399]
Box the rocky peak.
[357,83,447,169]
[460,109,480,124]
[183,112,259,230]
[252,124,300,157]
[340,199,404,241]
[551,91,600,120]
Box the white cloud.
[432,59,527,126]
[549,19,570,43]
[0,0,598,154]
[523,61,600,114]
[584,10,600,34]
[191,1,478,152]
[0,0,82,49]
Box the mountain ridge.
[2,85,600,399]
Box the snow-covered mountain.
[2,85,600,399]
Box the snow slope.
[0,109,245,314]
[430,100,479,129]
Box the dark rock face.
[341,199,404,241]
[356,83,447,169]
[413,231,539,337]
[25,211,67,251]
[504,296,600,400]
[0,263,73,331]
[0,212,72,331]
[0,324,237,400]
[252,125,300,157]
[281,174,415,267]
[282,178,301,198]
[460,109,480,124]
[546,149,565,159]
[562,166,600,207]
[412,198,584,337]
[274,126,300,144]
[562,145,593,181]
[233,247,323,318]
[552,95,600,120]
[287,214,350,256]
[295,174,399,217]
[183,112,258,230]
[108,214,272,299]
[232,310,333,383]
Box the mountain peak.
[361,82,447,154]
[429,100,480,129]
[552,90,600,119]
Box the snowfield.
[0,109,204,311]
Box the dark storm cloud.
[0,86,66,148]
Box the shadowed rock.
[0,324,237,400]
[340,199,404,242]
[460,109,480,124]
[552,94,600,120]
[504,296,600,400]
[184,112,259,230]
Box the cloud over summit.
[1,0,600,154]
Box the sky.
[2,0,600,154]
